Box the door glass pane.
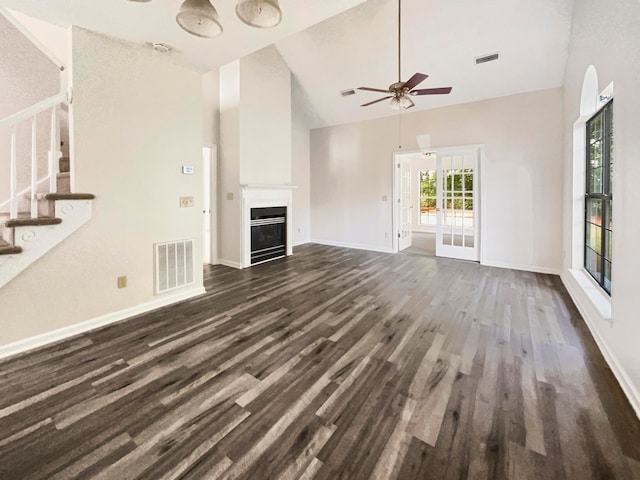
[464,235,475,248]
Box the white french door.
[398,156,412,251]
[435,147,480,261]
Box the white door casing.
[202,146,218,265]
[202,148,211,265]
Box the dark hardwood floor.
[1,243,639,479]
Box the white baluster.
[49,106,58,194]
[9,125,17,219]
[31,115,38,219]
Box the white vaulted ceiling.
[0,0,574,129]
[276,0,574,127]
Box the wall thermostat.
[182,166,194,175]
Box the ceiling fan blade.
[402,73,428,91]
[361,96,393,107]
[410,87,453,96]
[358,87,390,93]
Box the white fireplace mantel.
[241,185,296,268]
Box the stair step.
[59,156,70,173]
[0,244,22,255]
[44,193,95,201]
[0,239,22,255]
[56,172,71,194]
[5,217,62,228]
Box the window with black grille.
[585,100,613,294]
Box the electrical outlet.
[179,196,194,208]
[382,195,388,202]
[117,276,127,288]
[226,192,234,201]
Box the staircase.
[0,93,95,289]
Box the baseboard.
[481,259,560,275]
[310,239,394,254]
[292,239,311,247]
[561,270,640,420]
[0,286,206,361]
[217,258,242,269]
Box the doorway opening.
[393,145,482,262]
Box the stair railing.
[0,88,71,219]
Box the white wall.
[218,61,242,266]
[0,27,204,347]
[239,46,292,185]
[311,88,564,271]
[291,76,311,246]
[218,46,293,266]
[5,8,68,68]
[202,69,220,147]
[561,0,640,413]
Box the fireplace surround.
[241,185,295,268]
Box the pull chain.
[398,108,402,150]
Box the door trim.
[392,149,419,253]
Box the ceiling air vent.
[475,52,500,65]
[340,89,356,97]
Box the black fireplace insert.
[250,206,286,265]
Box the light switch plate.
[179,196,194,208]
[226,192,234,201]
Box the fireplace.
[241,185,295,268]
[250,207,286,264]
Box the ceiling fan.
[358,0,452,110]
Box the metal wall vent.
[155,239,194,294]
[475,52,500,65]
[340,89,356,97]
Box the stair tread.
[5,217,62,228]
[57,172,70,178]
[0,244,22,255]
[44,193,95,200]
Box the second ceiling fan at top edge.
[357,0,452,110]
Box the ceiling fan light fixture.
[236,0,282,29]
[176,0,223,38]
[390,95,413,110]
[399,95,414,109]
